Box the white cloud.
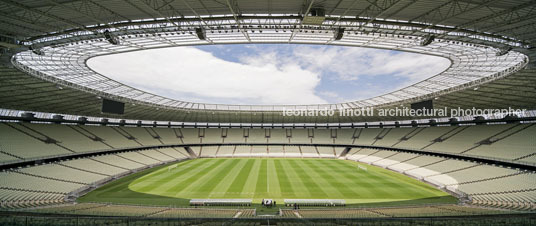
[87,47,326,105]
[87,45,451,105]
[289,45,451,82]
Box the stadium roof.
[0,0,535,123]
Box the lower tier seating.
[346,149,536,210]
[0,147,193,210]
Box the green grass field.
[79,158,456,207]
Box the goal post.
[357,164,368,172]
[168,164,178,172]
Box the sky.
[87,44,451,105]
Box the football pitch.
[79,158,456,207]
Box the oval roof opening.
[88,44,450,105]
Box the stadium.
[0,0,535,225]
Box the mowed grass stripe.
[323,160,419,198]
[290,159,329,198]
[179,159,237,196]
[303,159,360,198]
[121,158,453,205]
[317,160,378,198]
[274,159,295,198]
[267,159,282,197]
[196,159,246,196]
[132,159,210,192]
[254,159,268,197]
[205,159,249,198]
[299,159,348,198]
[241,159,261,197]
[280,159,313,197]
[225,159,255,194]
[317,160,380,197]
[133,159,195,184]
[310,160,372,198]
[163,159,225,194]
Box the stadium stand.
[188,147,201,157]
[80,125,140,149]
[60,158,128,176]
[180,129,200,144]
[300,146,319,158]
[0,123,73,161]
[247,129,267,143]
[334,129,355,145]
[152,128,182,144]
[199,146,219,157]
[202,129,223,143]
[18,164,107,185]
[120,127,162,146]
[234,146,251,157]
[116,152,160,165]
[224,129,246,143]
[251,145,268,157]
[1,0,535,224]
[0,171,83,194]
[373,127,414,147]
[268,129,288,143]
[267,146,285,157]
[139,149,175,162]
[216,146,235,157]
[317,147,336,158]
[91,155,146,170]
[284,146,302,158]
[0,189,65,209]
[312,129,333,144]
[24,123,110,153]
[1,122,535,211]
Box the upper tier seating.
[120,127,162,146]
[334,129,355,145]
[247,129,267,143]
[373,127,414,147]
[91,154,146,170]
[464,124,536,162]
[202,128,223,143]
[312,129,334,144]
[268,129,288,143]
[24,123,110,152]
[158,148,190,159]
[81,125,140,149]
[2,122,535,168]
[393,126,452,150]
[139,149,176,162]
[425,124,516,154]
[152,128,182,144]
[353,128,382,146]
[0,123,72,160]
[180,128,200,144]
[223,129,245,143]
[60,158,127,176]
[117,152,160,165]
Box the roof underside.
[0,0,535,123]
[0,0,535,46]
